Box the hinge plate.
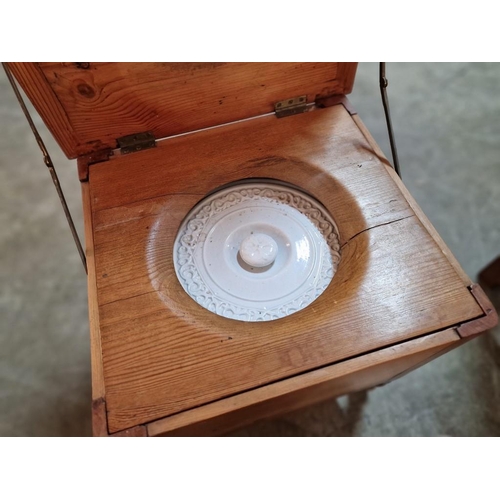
[117,132,156,154]
[274,96,308,118]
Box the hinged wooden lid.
[8,62,357,159]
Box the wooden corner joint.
[92,398,147,437]
[315,95,357,115]
[457,283,499,338]
[92,397,109,436]
[77,149,113,182]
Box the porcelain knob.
[240,233,278,268]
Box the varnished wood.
[382,164,473,286]
[316,95,358,115]
[457,284,498,338]
[78,150,113,182]
[147,329,461,436]
[351,113,391,168]
[352,113,473,286]
[92,396,147,436]
[110,426,148,437]
[11,60,495,436]
[91,398,108,437]
[82,182,105,402]
[8,62,357,158]
[5,63,82,158]
[90,104,410,217]
[85,105,483,433]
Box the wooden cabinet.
[8,62,497,436]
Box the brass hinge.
[117,132,156,154]
[274,96,308,118]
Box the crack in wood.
[340,214,415,250]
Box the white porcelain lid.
[173,180,341,322]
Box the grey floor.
[1,63,499,437]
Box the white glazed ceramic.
[240,233,278,267]
[173,181,341,321]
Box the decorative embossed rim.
[173,180,341,322]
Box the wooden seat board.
[86,105,482,432]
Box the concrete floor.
[1,63,499,436]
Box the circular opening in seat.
[173,179,341,322]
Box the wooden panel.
[99,218,480,433]
[7,62,357,158]
[352,114,473,285]
[147,329,461,436]
[111,426,147,437]
[89,103,408,215]
[81,182,105,401]
[87,105,482,433]
[91,397,147,436]
[457,284,498,337]
[7,63,81,158]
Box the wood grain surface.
[7,62,357,158]
[81,182,106,401]
[85,104,482,433]
[147,328,461,436]
[352,113,472,286]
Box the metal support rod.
[2,63,87,273]
[379,62,401,177]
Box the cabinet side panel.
[148,329,460,436]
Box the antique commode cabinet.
[7,62,497,436]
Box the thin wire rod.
[2,63,87,273]
[379,62,401,177]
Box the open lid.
[7,62,357,159]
